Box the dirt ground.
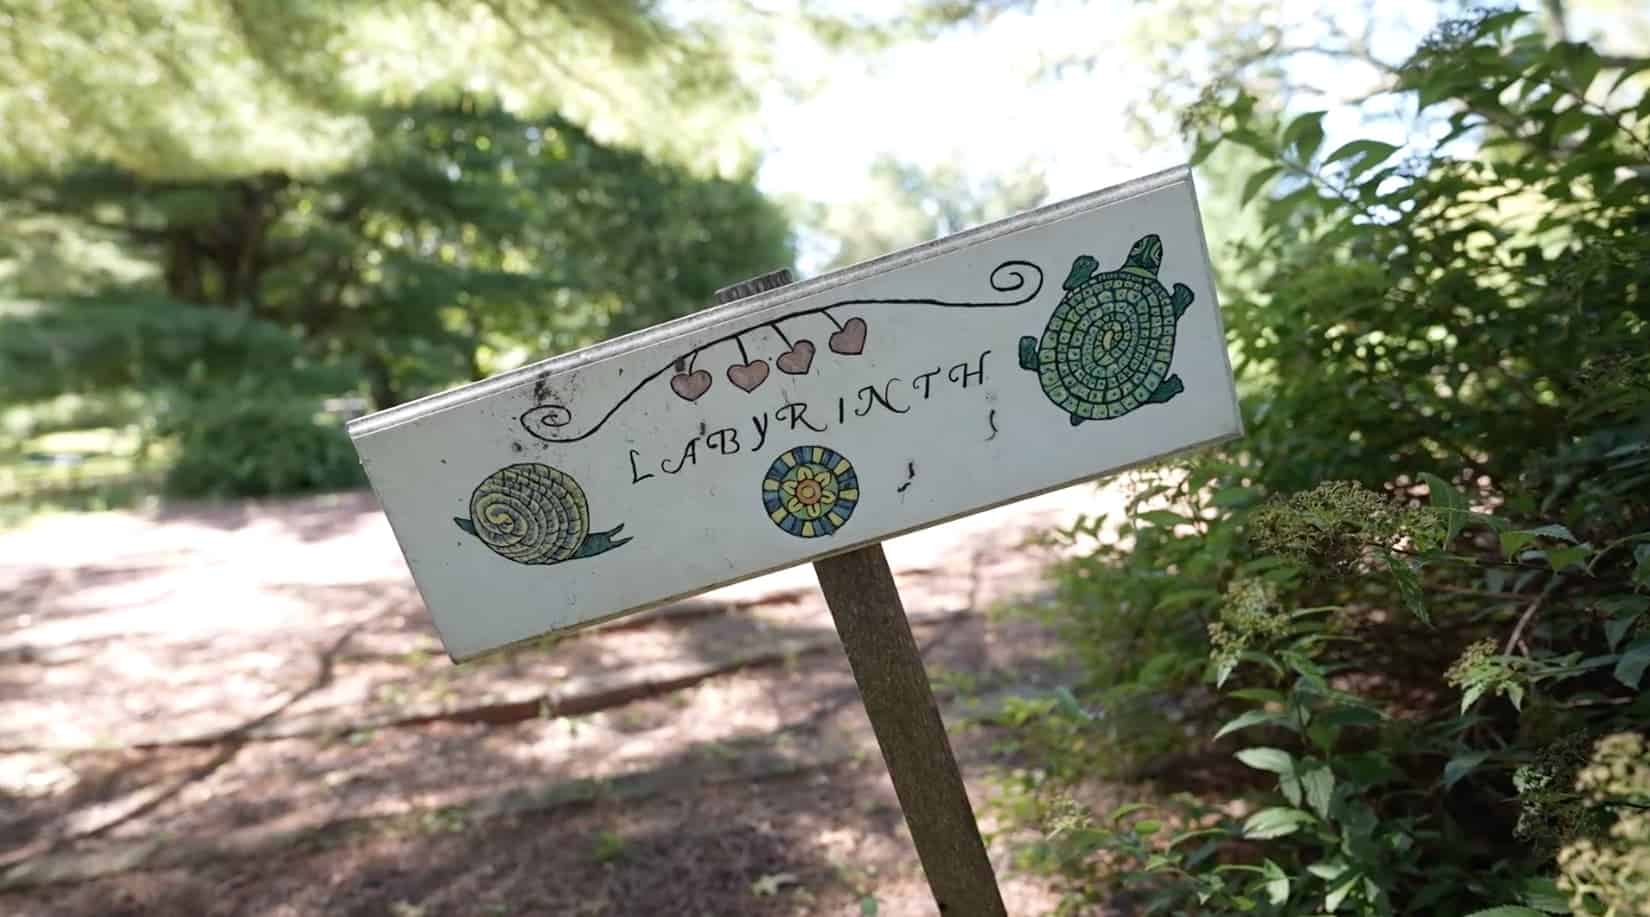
[0,483,1131,915]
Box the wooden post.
[716,271,1007,917]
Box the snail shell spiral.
[467,463,590,564]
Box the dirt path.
[0,484,1129,915]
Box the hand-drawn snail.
[1019,233,1192,425]
[454,463,631,565]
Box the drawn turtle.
[1018,233,1193,425]
[454,463,630,565]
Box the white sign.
[348,166,1242,659]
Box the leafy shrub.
[157,382,364,498]
[1007,10,1650,915]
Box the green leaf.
[1216,655,1239,688]
[1546,545,1591,572]
[1216,709,1293,740]
[1420,472,1469,543]
[1308,859,1349,881]
[1167,827,1227,849]
[1614,638,1650,689]
[1461,682,1488,714]
[1139,510,1190,528]
[1604,606,1643,652]
[1504,526,1577,557]
[1212,485,1262,508]
[1519,876,1571,914]
[1228,688,1286,704]
[1325,139,1399,169]
[1281,772,1302,807]
[1559,42,1602,93]
[1463,907,1548,917]
[1500,531,1538,557]
[1300,765,1335,818]
[1384,554,1430,625]
[1526,523,1579,543]
[1444,751,1491,790]
[1189,136,1220,167]
[1052,686,1090,720]
[1134,819,1163,836]
[1325,873,1360,911]
[1262,860,1290,906]
[1236,747,1296,776]
[1283,110,1327,161]
[860,895,879,916]
[1226,127,1271,153]
[1157,588,1221,612]
[1110,802,1151,823]
[1242,807,1316,839]
[1242,166,1284,206]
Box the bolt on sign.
[348,166,1242,660]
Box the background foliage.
[0,1,826,502]
[1000,8,1650,914]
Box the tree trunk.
[365,353,401,410]
[164,233,205,303]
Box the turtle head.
[1123,234,1164,275]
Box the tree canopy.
[0,1,822,496]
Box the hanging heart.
[828,317,868,356]
[775,340,816,375]
[670,369,713,402]
[727,360,770,393]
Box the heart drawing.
[727,360,771,392]
[515,258,1047,446]
[670,370,713,401]
[829,317,868,356]
[775,340,816,375]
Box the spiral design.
[467,463,589,564]
[987,259,1043,299]
[1038,274,1176,421]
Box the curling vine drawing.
[520,259,1044,445]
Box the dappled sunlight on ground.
[0,480,1131,914]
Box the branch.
[1505,591,1546,655]
[1600,54,1650,70]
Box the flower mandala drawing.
[762,445,858,538]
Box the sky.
[752,3,1170,205]
[734,0,1648,272]
[752,3,1172,215]
[743,0,1443,271]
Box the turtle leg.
[1146,374,1184,404]
[1171,283,1195,319]
[572,523,632,559]
[1018,335,1039,371]
[1069,413,1086,427]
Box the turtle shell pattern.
[468,463,590,564]
[1034,268,1178,421]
